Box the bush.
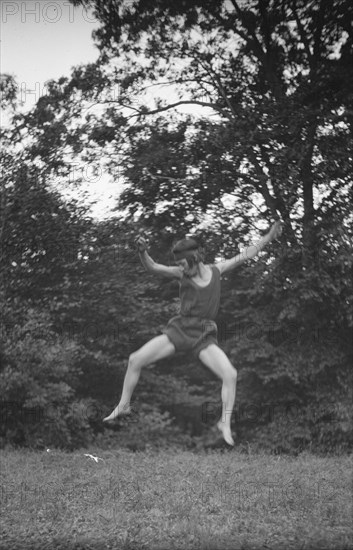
[0,306,99,450]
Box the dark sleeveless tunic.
[162,265,221,356]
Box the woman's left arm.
[215,220,283,275]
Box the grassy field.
[1,447,352,550]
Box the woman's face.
[176,258,198,277]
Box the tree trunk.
[301,121,317,267]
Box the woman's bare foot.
[103,403,131,423]
[217,420,235,446]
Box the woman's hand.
[135,235,148,253]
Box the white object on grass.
[84,453,104,463]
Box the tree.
[62,0,352,451]
[0,75,101,449]
[2,0,352,451]
[61,0,352,251]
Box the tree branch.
[123,77,215,95]
[312,0,328,73]
[197,59,237,119]
[257,143,297,243]
[246,150,280,220]
[145,169,188,184]
[84,98,227,117]
[145,168,256,184]
[129,100,228,118]
[231,0,284,100]
[231,0,267,61]
[258,0,272,53]
[291,0,313,68]
[85,101,141,114]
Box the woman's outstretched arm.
[136,236,182,279]
[215,220,283,275]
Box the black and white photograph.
[1,0,352,548]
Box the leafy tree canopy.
[17,0,351,256]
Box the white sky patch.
[1,1,99,112]
[221,193,237,210]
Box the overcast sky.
[1,1,98,98]
[1,1,121,219]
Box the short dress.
[162,265,221,357]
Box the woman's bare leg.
[103,334,175,422]
[198,344,237,445]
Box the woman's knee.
[128,351,144,370]
[225,364,237,383]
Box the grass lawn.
[1,447,352,549]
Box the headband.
[173,239,199,261]
[173,249,199,261]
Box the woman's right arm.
[137,237,182,279]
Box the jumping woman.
[103,220,283,445]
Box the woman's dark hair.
[172,238,198,256]
[173,238,204,263]
[186,250,204,268]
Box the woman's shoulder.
[209,264,222,280]
[209,263,221,273]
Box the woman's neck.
[194,263,211,280]
[196,262,206,276]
